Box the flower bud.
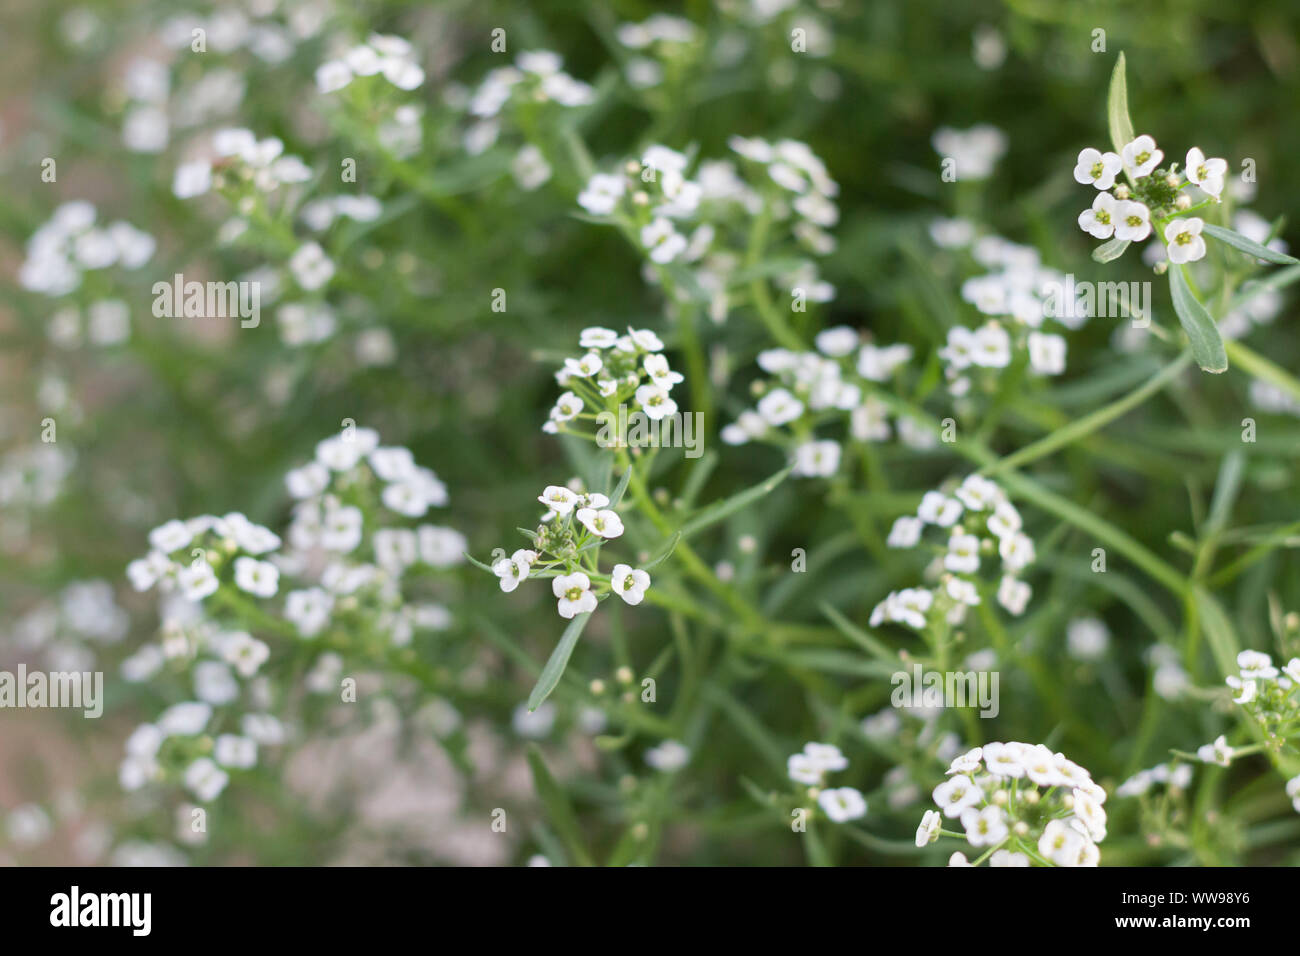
[1114,184,1130,200]
[1175,194,1191,210]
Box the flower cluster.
[487,482,652,620]
[576,137,837,319]
[19,202,155,299]
[918,742,1107,866]
[929,228,1088,392]
[544,326,683,435]
[469,50,595,120]
[1117,761,1194,797]
[1073,135,1226,263]
[872,474,1035,630]
[315,33,425,94]
[719,334,937,478]
[787,742,867,823]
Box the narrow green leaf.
[527,611,592,711]
[643,531,682,570]
[1168,264,1228,373]
[607,463,633,508]
[1091,237,1130,263]
[525,746,593,866]
[819,603,902,663]
[680,465,793,540]
[1202,223,1299,265]
[1107,52,1135,158]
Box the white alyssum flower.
[576,507,624,539]
[1078,191,1118,239]
[818,787,868,823]
[552,572,597,619]
[611,564,650,605]
[1184,147,1227,199]
[1165,217,1207,264]
[1122,134,1164,178]
[1114,200,1152,242]
[1073,147,1123,190]
[233,556,280,597]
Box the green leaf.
[680,465,793,540]
[1107,51,1135,158]
[525,746,593,866]
[1091,237,1130,263]
[1201,223,1299,265]
[1168,264,1228,374]
[642,531,682,570]
[607,464,633,508]
[463,552,498,574]
[819,603,902,663]
[527,611,592,712]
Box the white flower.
[628,328,665,352]
[288,242,335,291]
[493,550,533,593]
[1020,744,1065,787]
[933,774,982,818]
[915,808,942,846]
[552,572,596,619]
[645,740,690,772]
[945,577,981,606]
[214,734,258,769]
[315,60,353,93]
[1236,649,1278,680]
[1073,147,1123,190]
[178,562,219,602]
[579,326,619,348]
[611,563,650,605]
[285,587,333,637]
[640,217,687,263]
[634,383,678,420]
[183,757,229,801]
[1114,200,1152,242]
[982,741,1027,777]
[1078,192,1118,239]
[643,353,684,390]
[887,516,923,548]
[173,161,212,199]
[1122,134,1164,178]
[802,742,849,771]
[986,501,1022,539]
[756,388,804,426]
[1196,734,1234,767]
[1166,217,1207,264]
[1067,617,1110,661]
[1039,818,1084,865]
[222,631,270,677]
[564,352,603,377]
[233,556,279,597]
[320,504,364,551]
[788,753,824,785]
[971,323,1011,369]
[158,702,212,736]
[918,491,963,527]
[1286,774,1300,813]
[1028,332,1066,375]
[998,532,1036,572]
[815,326,859,357]
[948,852,972,867]
[990,849,1030,866]
[857,343,913,381]
[577,173,625,215]
[944,532,981,574]
[149,519,193,554]
[818,787,867,823]
[792,440,841,478]
[960,804,1007,846]
[947,748,983,775]
[539,485,578,516]
[576,507,624,539]
[955,475,1001,512]
[1184,147,1227,199]
[1073,787,1108,841]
